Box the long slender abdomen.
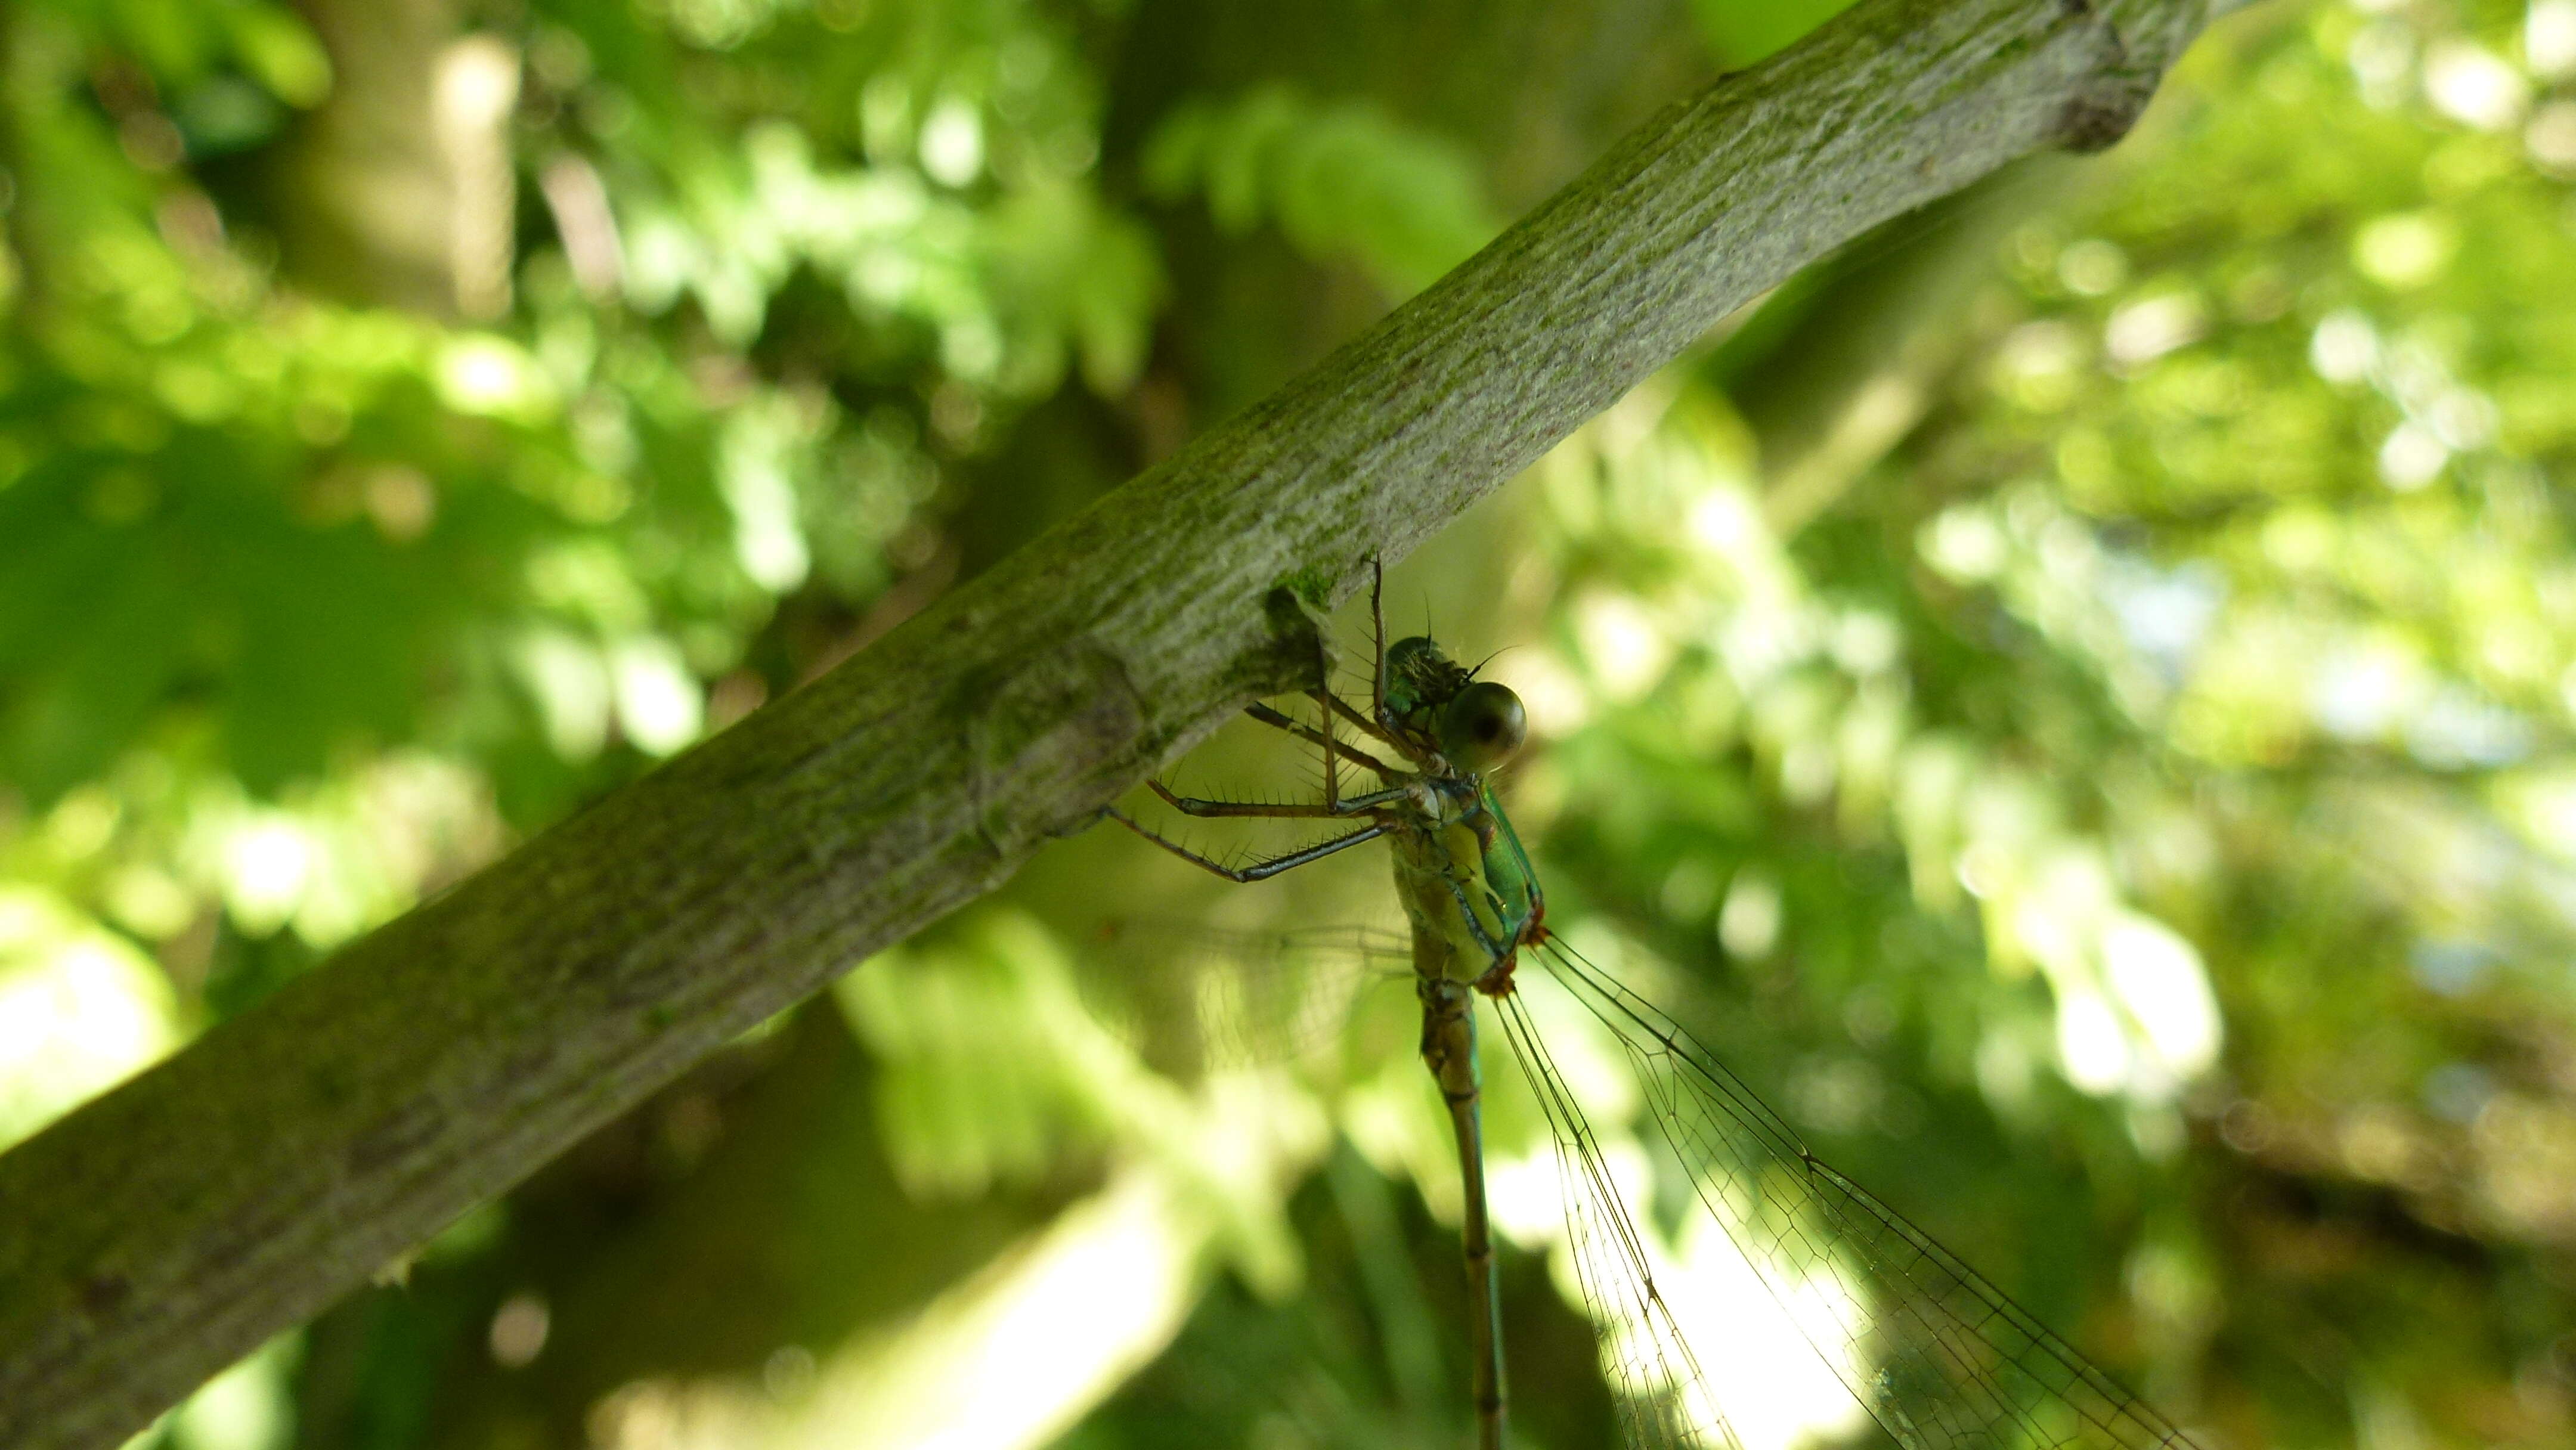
[1420,973,1507,1449]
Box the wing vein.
[1534,939,2202,1450]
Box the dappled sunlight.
[832,909,1332,1277]
[151,1337,300,1450]
[574,904,1351,1450]
[181,755,503,950]
[432,334,558,421]
[1661,1207,1873,1450]
[1488,1135,1873,1450]
[1478,951,1906,1449]
[0,885,176,1148]
[757,1167,1205,1450]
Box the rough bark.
[0,1,2250,1443]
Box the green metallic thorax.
[1379,638,1543,989]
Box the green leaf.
[222,3,333,107]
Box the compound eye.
[1440,681,1527,771]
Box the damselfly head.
[1386,634,1467,727]
[1439,680,1527,772]
[1386,636,1523,770]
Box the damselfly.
[1104,563,2203,1450]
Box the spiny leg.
[1314,610,1339,813]
[1241,702,1398,779]
[1314,557,1406,752]
[1106,808,1389,882]
[1329,692,1402,750]
[1150,779,1407,819]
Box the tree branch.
[0,1,2244,1443]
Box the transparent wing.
[1072,919,1411,1071]
[1519,938,2203,1450]
[1495,989,1742,1450]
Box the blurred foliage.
[1140,83,1499,295]
[8,0,2576,1448]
